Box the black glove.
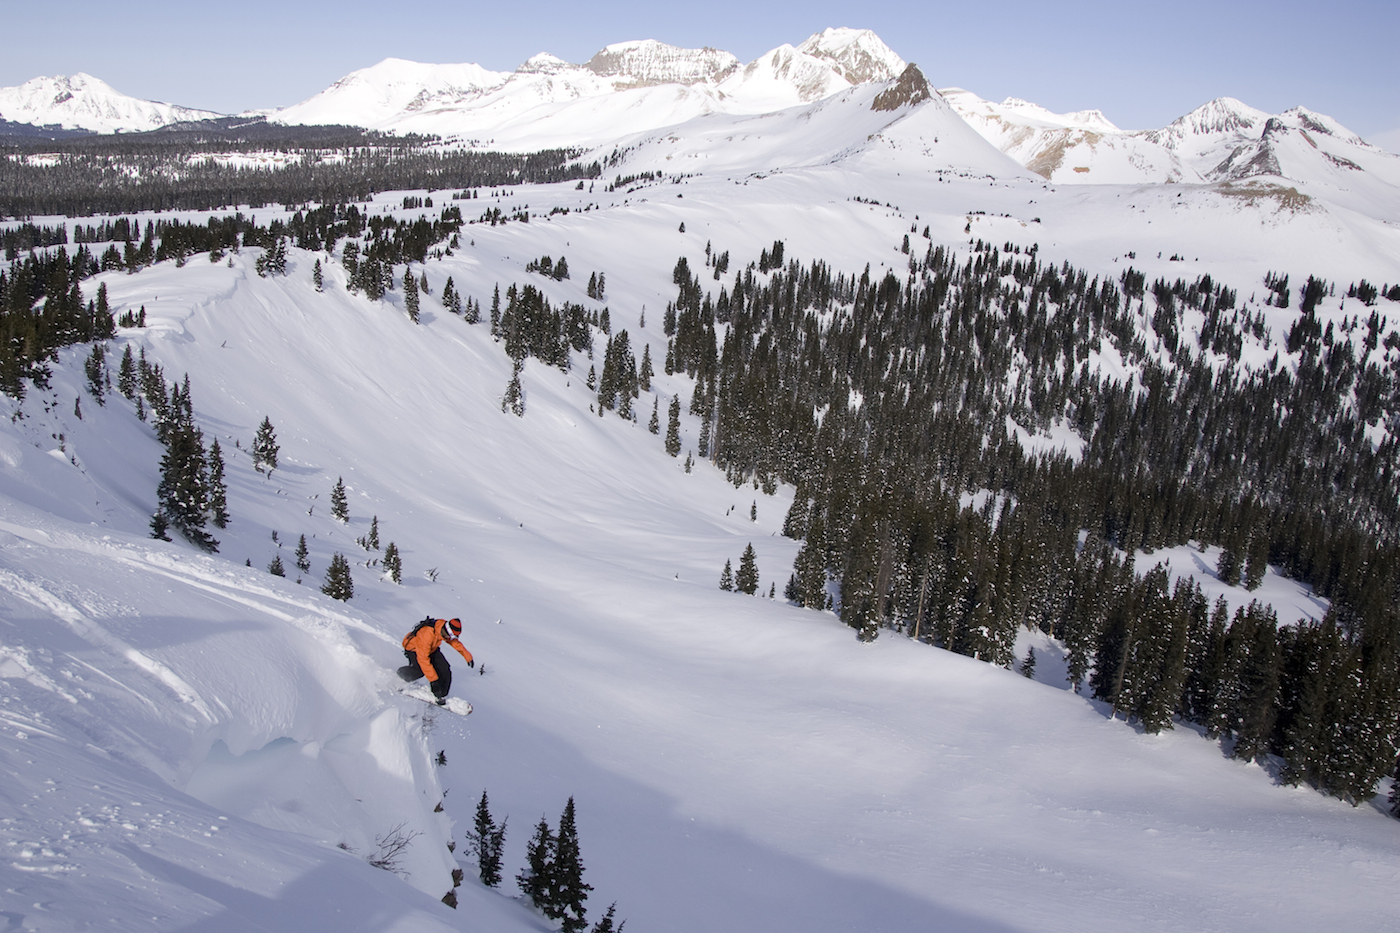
[430,679,448,699]
[468,659,475,669]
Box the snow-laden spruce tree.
[251,416,279,474]
[321,553,353,601]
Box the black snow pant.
[401,648,452,698]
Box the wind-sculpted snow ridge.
[0,73,221,134]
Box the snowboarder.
[398,617,474,705]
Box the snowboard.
[401,685,473,716]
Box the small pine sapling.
[383,541,403,584]
[590,903,625,933]
[295,534,310,573]
[1020,647,1037,679]
[330,477,349,522]
[268,554,285,577]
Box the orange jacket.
[402,619,473,682]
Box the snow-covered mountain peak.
[582,39,740,87]
[0,72,220,133]
[517,52,574,75]
[1159,96,1270,142]
[1280,105,1369,146]
[796,27,906,85]
[275,58,509,127]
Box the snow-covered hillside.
[0,73,220,134]
[3,61,1400,926]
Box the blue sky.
[5,0,1397,141]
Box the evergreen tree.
[156,421,218,552]
[321,552,353,601]
[503,359,526,416]
[469,790,507,888]
[94,282,114,338]
[269,553,285,577]
[313,258,323,292]
[404,267,420,322]
[251,416,279,474]
[83,344,106,404]
[367,515,380,550]
[117,345,136,399]
[1216,540,1241,587]
[639,344,652,391]
[665,396,681,456]
[781,496,809,539]
[383,541,402,583]
[1243,534,1269,591]
[590,903,623,933]
[516,816,556,912]
[207,439,229,529]
[648,397,659,435]
[295,534,311,573]
[330,476,349,522]
[1020,647,1037,678]
[736,543,759,595]
[149,511,171,541]
[719,559,734,591]
[551,797,592,933]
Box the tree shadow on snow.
[451,704,1027,933]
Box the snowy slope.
[3,108,1400,930]
[0,73,221,134]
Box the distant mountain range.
[0,72,220,135]
[3,27,1397,214]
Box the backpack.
[407,616,437,639]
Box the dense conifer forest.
[498,231,1400,806]
[0,120,600,216]
[672,240,1400,805]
